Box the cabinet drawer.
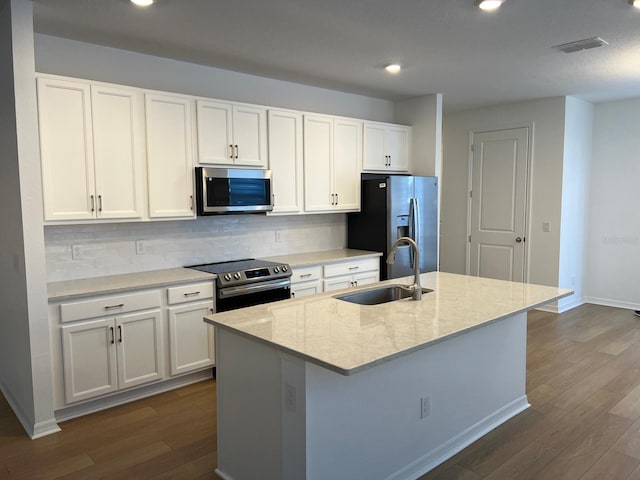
[291,279,322,298]
[60,290,161,323]
[323,257,379,278]
[291,265,322,283]
[167,282,214,305]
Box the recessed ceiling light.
[632,0,640,8]
[131,0,154,6]
[385,64,401,74]
[477,0,504,11]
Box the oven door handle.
[218,279,291,299]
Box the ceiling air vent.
[553,37,608,54]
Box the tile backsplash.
[45,214,347,281]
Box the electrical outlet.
[71,244,83,260]
[420,395,431,419]
[284,383,296,413]
[543,221,551,233]
[135,240,146,255]
[275,230,282,242]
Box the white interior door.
[469,127,529,282]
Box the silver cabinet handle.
[104,304,124,310]
[183,291,201,297]
[229,144,234,159]
[335,193,339,205]
[190,195,193,211]
[110,327,115,345]
[118,325,123,343]
[300,273,312,278]
[98,195,103,212]
[348,266,359,270]
[90,195,95,212]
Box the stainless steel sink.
[333,285,433,305]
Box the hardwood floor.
[1,304,639,479]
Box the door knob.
[515,237,523,243]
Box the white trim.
[557,295,585,313]
[0,378,60,439]
[214,468,236,480]
[32,419,62,439]
[55,369,212,423]
[583,297,640,311]
[386,395,530,480]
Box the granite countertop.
[205,272,573,376]
[48,268,216,302]
[262,248,382,268]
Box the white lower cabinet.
[290,257,380,297]
[291,265,323,299]
[168,301,216,375]
[61,309,164,404]
[323,258,380,292]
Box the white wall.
[441,97,567,290]
[558,97,593,311]
[34,34,395,122]
[585,99,640,309]
[395,94,443,177]
[0,0,57,438]
[45,214,346,282]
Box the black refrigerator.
[347,174,438,280]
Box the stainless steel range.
[187,259,292,312]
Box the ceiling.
[32,0,640,112]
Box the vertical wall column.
[0,0,58,438]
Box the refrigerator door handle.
[409,198,416,268]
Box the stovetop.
[186,258,291,288]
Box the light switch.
[543,222,551,233]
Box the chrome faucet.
[386,237,422,300]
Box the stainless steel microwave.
[195,167,273,215]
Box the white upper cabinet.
[304,114,362,213]
[91,85,145,219]
[37,76,145,222]
[268,109,303,214]
[363,122,411,172]
[196,100,267,167]
[38,77,96,221]
[145,93,196,218]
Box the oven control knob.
[274,267,280,273]
[233,272,241,280]
[224,273,231,281]
[282,265,288,272]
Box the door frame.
[465,122,534,282]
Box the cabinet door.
[268,110,303,214]
[233,105,267,167]
[386,126,410,172]
[291,280,322,298]
[146,93,195,218]
[363,123,387,171]
[168,301,216,375]
[196,100,234,165]
[353,270,379,288]
[323,275,354,292]
[333,118,361,211]
[116,309,164,389]
[37,77,96,221]
[61,319,118,403]
[91,85,145,219]
[304,115,334,212]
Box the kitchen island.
[204,272,572,480]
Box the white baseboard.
[0,378,60,439]
[583,297,640,311]
[215,468,235,480]
[32,418,62,439]
[387,395,530,480]
[55,369,213,423]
